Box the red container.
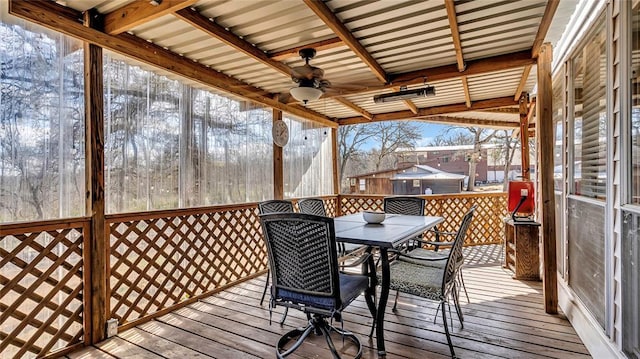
[508,180,535,215]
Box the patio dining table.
[334,213,444,357]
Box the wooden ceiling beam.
[338,96,519,125]
[174,7,292,77]
[269,38,344,61]
[303,0,387,83]
[461,76,471,107]
[444,0,465,72]
[514,65,533,101]
[419,115,519,128]
[334,97,373,120]
[391,50,534,85]
[104,0,197,35]
[403,99,419,115]
[323,50,536,99]
[482,107,519,114]
[531,0,560,58]
[9,0,337,128]
[392,86,418,114]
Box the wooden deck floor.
[68,245,591,359]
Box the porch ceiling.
[11,0,576,128]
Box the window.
[359,179,366,191]
[632,2,640,206]
[103,53,273,212]
[0,14,85,223]
[283,116,333,198]
[413,179,420,187]
[571,18,607,199]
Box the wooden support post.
[83,10,107,343]
[332,127,341,216]
[537,43,558,314]
[519,93,531,180]
[273,109,284,200]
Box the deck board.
[68,245,592,359]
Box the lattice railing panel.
[339,193,507,245]
[0,220,88,359]
[107,206,266,325]
[291,196,338,217]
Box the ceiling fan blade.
[291,64,324,80]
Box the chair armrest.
[422,240,454,247]
[389,249,448,262]
[428,229,458,237]
[339,252,372,268]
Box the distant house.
[391,165,466,195]
[348,164,413,194]
[348,164,465,195]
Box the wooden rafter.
[514,65,533,101]
[338,96,518,125]
[403,99,419,115]
[531,0,560,58]
[461,76,471,108]
[269,38,344,61]
[483,107,519,114]
[518,93,530,180]
[333,97,373,120]
[392,50,534,85]
[417,115,518,128]
[104,0,197,35]
[444,0,465,72]
[303,0,387,83]
[318,50,535,100]
[392,86,418,114]
[8,0,337,128]
[174,8,291,77]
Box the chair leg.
[260,269,270,306]
[392,290,400,312]
[440,300,457,359]
[452,284,464,327]
[276,319,316,359]
[277,315,362,359]
[458,270,470,303]
[279,307,289,325]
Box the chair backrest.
[260,213,342,312]
[383,196,425,216]
[442,205,476,292]
[297,198,327,216]
[258,200,294,214]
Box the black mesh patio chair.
[380,206,475,359]
[297,198,326,216]
[383,196,426,216]
[259,200,295,215]
[260,213,372,359]
[383,196,426,253]
[298,198,365,260]
[258,200,294,307]
[398,205,478,308]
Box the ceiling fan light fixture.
[373,86,436,103]
[290,85,323,104]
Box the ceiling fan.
[289,48,329,104]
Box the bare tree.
[337,124,375,191]
[466,128,497,191]
[492,130,518,191]
[369,122,422,171]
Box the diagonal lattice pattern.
[108,206,266,325]
[0,222,87,359]
[339,193,507,246]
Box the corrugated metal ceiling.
[54,0,578,128]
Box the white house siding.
[555,1,626,357]
[610,0,623,348]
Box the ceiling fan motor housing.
[299,48,317,62]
